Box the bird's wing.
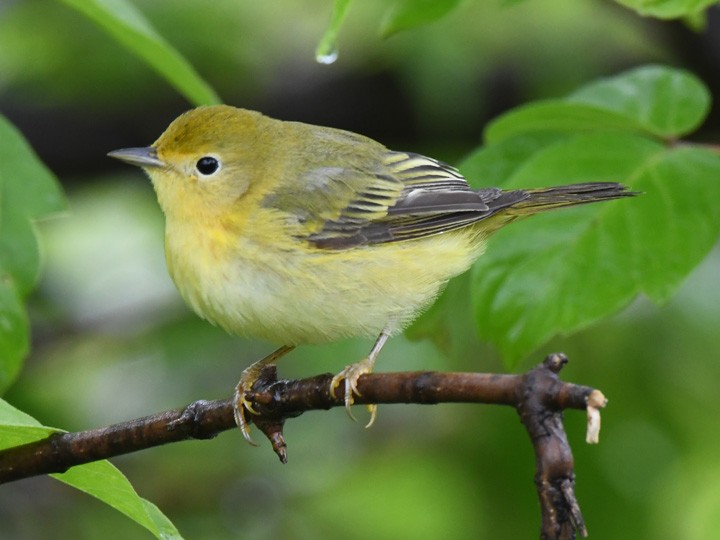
[262,129,527,249]
[264,147,527,250]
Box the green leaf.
[381,0,462,37]
[620,146,720,302]
[484,101,647,144]
[0,114,65,392]
[57,0,221,106]
[0,281,28,392]
[471,133,720,364]
[475,65,720,366]
[485,65,711,143]
[614,0,719,19]
[0,396,47,431]
[56,463,183,539]
[315,0,352,64]
[0,117,65,294]
[415,66,717,366]
[0,399,182,539]
[460,132,570,187]
[568,65,710,138]
[471,134,662,363]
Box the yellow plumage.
[166,215,482,345]
[108,104,634,440]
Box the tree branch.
[0,353,605,539]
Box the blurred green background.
[2,0,720,538]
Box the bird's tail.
[506,182,637,215]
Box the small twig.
[517,353,592,538]
[0,354,605,539]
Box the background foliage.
[2,0,720,538]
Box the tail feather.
[506,182,638,214]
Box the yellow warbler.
[109,105,634,442]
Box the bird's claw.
[232,345,294,447]
[233,372,261,446]
[330,358,377,428]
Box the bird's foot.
[330,357,377,428]
[233,363,265,446]
[233,345,295,446]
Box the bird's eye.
[196,156,221,176]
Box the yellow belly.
[165,224,484,345]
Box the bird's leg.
[330,328,391,428]
[234,345,295,445]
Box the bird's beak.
[108,147,165,168]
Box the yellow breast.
[164,217,483,346]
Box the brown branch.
[0,353,605,539]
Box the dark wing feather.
[303,151,528,249]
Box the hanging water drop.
[315,0,351,65]
[316,48,339,65]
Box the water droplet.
[316,48,339,65]
[315,0,350,65]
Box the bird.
[108,104,634,443]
